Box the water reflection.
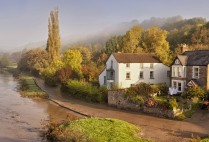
[0,72,80,142]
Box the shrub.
[168,98,178,110]
[125,87,138,97]
[64,80,106,103]
[145,98,156,107]
[129,96,145,105]
[135,83,153,96]
[157,83,169,96]
[184,87,206,99]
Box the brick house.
[171,50,209,92]
[99,53,170,89]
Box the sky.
[1,0,209,50]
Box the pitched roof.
[177,55,188,66]
[182,50,209,66]
[112,53,161,63]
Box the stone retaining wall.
[108,90,182,118]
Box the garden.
[124,82,207,119]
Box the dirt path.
[35,78,209,142]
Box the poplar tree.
[46,8,61,62]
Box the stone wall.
[187,66,207,89]
[108,90,182,118]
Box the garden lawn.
[20,75,47,98]
[47,117,150,142]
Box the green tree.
[142,27,171,65]
[46,8,61,62]
[122,26,143,53]
[105,35,123,55]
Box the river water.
[0,72,81,142]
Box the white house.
[99,53,170,89]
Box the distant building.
[171,49,209,92]
[99,53,170,89]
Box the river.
[0,72,81,142]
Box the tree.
[18,48,49,75]
[71,46,92,64]
[0,53,11,67]
[142,27,171,65]
[62,49,83,79]
[122,26,143,53]
[46,8,61,62]
[82,65,99,82]
[105,36,123,55]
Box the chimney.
[181,44,189,53]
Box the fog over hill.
[5,16,206,53]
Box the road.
[35,78,209,142]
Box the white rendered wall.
[99,69,106,86]
[118,63,170,88]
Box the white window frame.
[193,66,199,79]
[126,72,131,80]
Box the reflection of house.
[171,49,209,93]
[99,53,170,89]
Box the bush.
[183,87,206,99]
[168,98,178,110]
[157,83,169,96]
[129,96,144,105]
[55,67,72,84]
[145,98,156,107]
[64,80,106,103]
[125,87,138,97]
[135,83,153,96]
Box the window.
[140,63,143,69]
[167,71,170,77]
[173,81,177,89]
[104,76,106,85]
[111,60,113,68]
[193,66,199,79]
[150,63,154,68]
[126,72,131,80]
[150,71,154,79]
[177,67,181,77]
[178,82,182,91]
[126,63,130,68]
[139,71,144,79]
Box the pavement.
[35,78,209,142]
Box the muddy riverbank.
[0,72,82,142]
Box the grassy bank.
[45,117,150,142]
[19,75,48,98]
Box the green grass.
[201,137,209,142]
[20,75,47,98]
[154,96,167,102]
[175,103,199,120]
[46,117,150,142]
